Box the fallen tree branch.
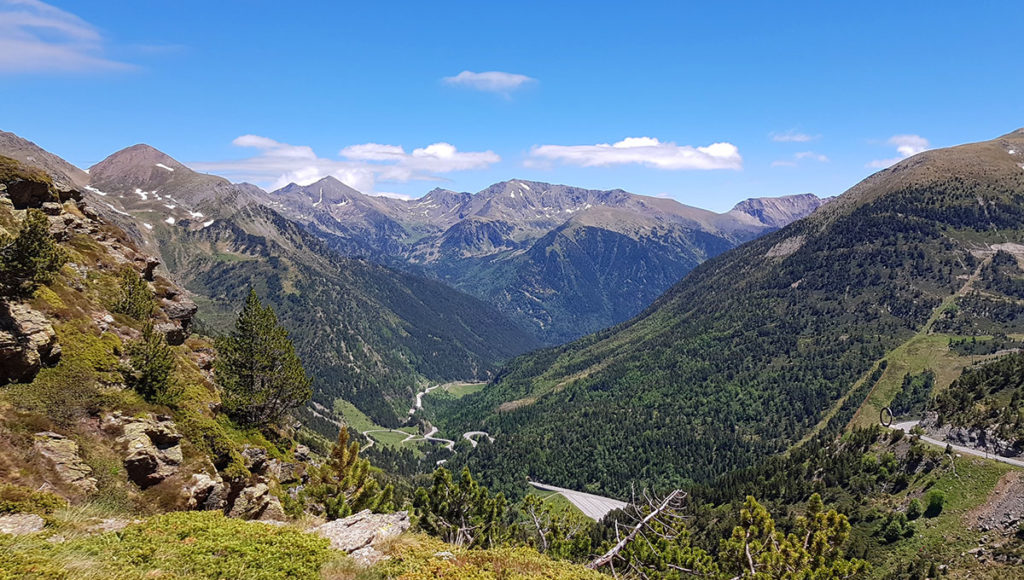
[587,489,686,570]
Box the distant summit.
[729,193,829,228]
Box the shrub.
[925,489,945,517]
[0,511,334,579]
[906,498,923,520]
[0,483,66,515]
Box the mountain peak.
[728,193,825,228]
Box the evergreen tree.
[413,466,508,548]
[305,429,394,520]
[125,322,180,405]
[113,266,154,319]
[215,289,312,427]
[719,495,868,578]
[0,209,66,297]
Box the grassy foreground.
[0,510,600,580]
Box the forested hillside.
[433,129,1024,498]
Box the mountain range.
[263,177,826,343]
[0,130,821,427]
[433,128,1024,497]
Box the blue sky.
[1,0,1022,211]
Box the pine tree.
[719,494,868,578]
[113,266,154,319]
[305,429,393,520]
[413,466,508,548]
[215,289,312,427]
[125,322,180,405]
[0,209,66,297]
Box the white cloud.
[0,0,133,73]
[771,130,818,143]
[867,134,930,168]
[442,70,536,94]
[795,151,829,162]
[528,137,742,170]
[193,135,500,192]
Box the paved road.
[528,481,628,521]
[463,431,494,448]
[892,420,1024,469]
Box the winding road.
[891,420,1024,469]
[360,383,489,454]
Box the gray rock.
[161,297,197,323]
[313,510,410,562]
[155,321,186,346]
[265,459,302,484]
[227,482,286,521]
[142,257,160,281]
[109,413,183,488]
[40,201,62,215]
[241,446,269,473]
[0,302,61,384]
[33,431,97,493]
[186,473,228,511]
[0,513,45,535]
[6,178,53,209]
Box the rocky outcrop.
[920,412,1022,458]
[313,510,410,565]
[3,177,53,209]
[158,295,197,346]
[0,302,61,384]
[185,473,228,511]
[105,413,183,488]
[33,432,97,494]
[226,482,286,521]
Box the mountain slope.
[267,178,825,343]
[433,129,1024,497]
[0,133,540,428]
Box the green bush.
[906,498,923,520]
[0,483,67,515]
[925,489,945,517]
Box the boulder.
[155,321,186,346]
[40,202,62,215]
[142,257,160,281]
[241,446,269,474]
[265,459,302,484]
[185,473,228,511]
[0,513,45,535]
[161,297,197,323]
[109,413,183,488]
[0,302,60,384]
[33,432,97,494]
[226,482,286,521]
[313,510,410,564]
